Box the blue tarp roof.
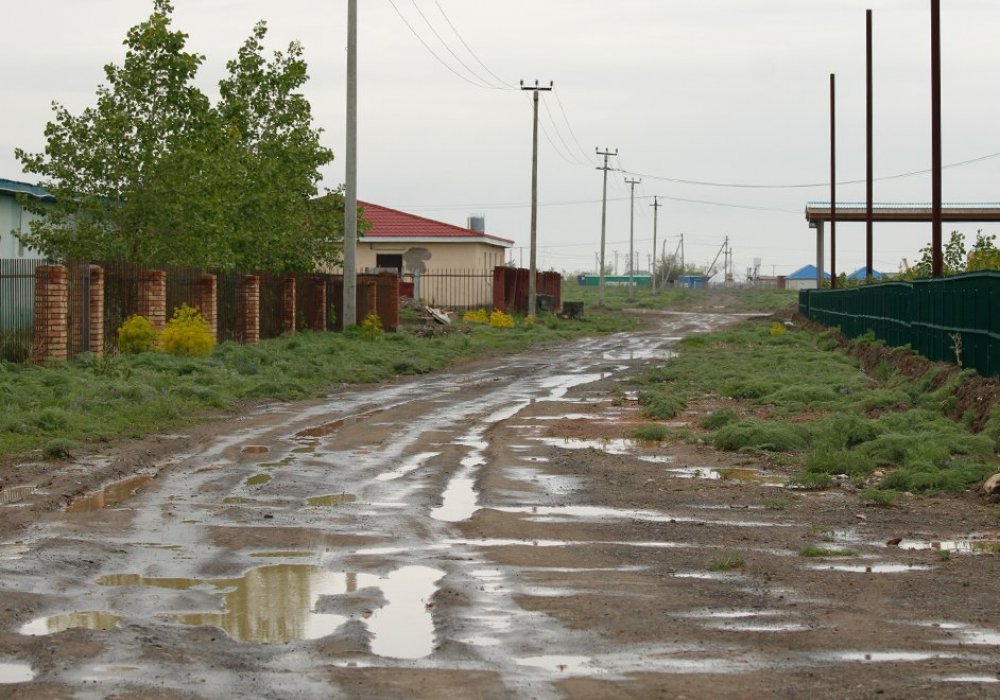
[846,267,886,281]
[787,264,831,280]
[0,178,53,201]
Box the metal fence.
[404,269,493,310]
[799,270,1000,378]
[0,258,45,362]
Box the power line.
[386,0,498,89]
[408,0,509,90]
[615,149,1000,190]
[431,0,516,89]
[552,88,597,165]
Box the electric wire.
[552,88,598,165]
[431,0,517,89]
[540,96,591,167]
[385,0,498,89]
[408,0,511,90]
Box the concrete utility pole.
[342,0,359,329]
[651,196,661,294]
[930,0,943,276]
[680,233,685,277]
[521,80,553,316]
[625,177,641,301]
[866,9,874,280]
[831,72,838,289]
[596,148,617,307]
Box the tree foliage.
[16,0,342,272]
[898,230,1000,280]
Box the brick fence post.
[33,265,68,364]
[196,274,218,341]
[238,275,260,345]
[281,276,297,334]
[310,277,327,331]
[138,270,167,331]
[88,266,105,356]
[377,272,400,332]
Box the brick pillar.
[196,274,217,341]
[492,267,506,312]
[70,265,87,356]
[238,275,260,345]
[88,266,105,357]
[138,270,167,331]
[377,272,400,332]
[33,265,68,364]
[310,277,327,331]
[281,276,297,334]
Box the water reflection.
[20,611,120,636]
[66,474,153,512]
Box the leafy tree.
[902,230,968,279]
[16,1,342,272]
[967,232,1000,271]
[655,252,703,287]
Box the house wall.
[0,194,45,259]
[359,241,507,273]
[786,278,820,291]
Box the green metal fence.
[799,271,1000,379]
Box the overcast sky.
[4,1,1000,277]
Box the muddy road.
[2,312,1000,699]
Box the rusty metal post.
[866,9,874,279]
[831,73,837,290]
[931,0,943,277]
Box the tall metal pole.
[625,177,641,301]
[831,73,837,290]
[343,0,358,329]
[651,196,661,293]
[866,9,874,280]
[931,0,943,277]
[596,148,617,307]
[521,80,552,316]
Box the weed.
[159,305,214,357]
[702,408,738,430]
[799,546,857,558]
[806,449,876,478]
[638,390,685,419]
[762,497,793,510]
[713,419,808,452]
[937,549,952,561]
[118,315,157,354]
[462,309,488,325]
[43,438,77,460]
[489,310,515,329]
[708,551,745,571]
[632,424,669,441]
[788,471,833,490]
[360,313,385,342]
[859,489,900,506]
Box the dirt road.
[1,312,999,699]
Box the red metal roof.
[359,201,513,247]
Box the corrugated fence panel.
[801,272,1000,379]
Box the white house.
[0,178,49,259]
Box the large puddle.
[0,486,36,506]
[894,537,1000,555]
[97,564,443,655]
[20,611,120,636]
[0,661,34,684]
[66,474,154,513]
[375,452,441,482]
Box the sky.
[3,0,1000,279]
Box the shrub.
[639,390,685,419]
[806,449,876,478]
[462,309,489,324]
[769,323,786,336]
[632,424,670,441]
[859,489,900,506]
[800,546,857,557]
[713,419,808,452]
[489,309,515,329]
[360,312,384,342]
[522,315,536,328]
[159,305,215,357]
[702,408,739,430]
[709,551,745,571]
[118,315,158,354]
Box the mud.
[1,310,999,698]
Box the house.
[356,202,514,307]
[846,267,886,281]
[783,264,830,291]
[0,178,49,259]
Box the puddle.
[295,410,383,439]
[446,538,692,550]
[936,675,1000,684]
[532,437,635,455]
[493,505,785,528]
[432,476,478,523]
[807,563,934,573]
[678,609,785,620]
[536,373,604,401]
[375,452,441,482]
[820,651,963,663]
[20,611,120,636]
[307,493,357,507]
[706,621,812,632]
[0,543,29,560]
[602,348,677,361]
[99,564,442,653]
[666,467,784,486]
[516,655,601,674]
[0,662,34,684]
[66,474,153,512]
[895,538,1000,555]
[672,571,742,581]
[249,551,314,559]
[245,474,272,487]
[223,497,255,505]
[0,486,36,506]
[241,445,270,455]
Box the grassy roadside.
[0,310,640,462]
[561,282,797,314]
[632,319,1000,494]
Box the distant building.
[846,267,886,281]
[784,264,830,291]
[0,179,49,259]
[676,275,706,289]
[577,274,653,287]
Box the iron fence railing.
[404,269,493,310]
[0,258,45,362]
[799,270,1000,378]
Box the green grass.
[708,551,746,571]
[562,283,797,314]
[799,546,857,558]
[0,311,637,461]
[632,424,670,441]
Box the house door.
[376,254,403,273]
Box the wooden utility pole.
[866,9,874,280]
[651,196,661,294]
[521,80,553,316]
[625,177,641,301]
[596,148,617,307]
[343,0,358,329]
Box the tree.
[16,1,341,272]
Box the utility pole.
[831,71,838,289]
[614,250,619,275]
[866,9,874,280]
[625,177,641,301]
[651,196,661,294]
[930,0,943,276]
[521,80,553,316]
[343,0,358,329]
[596,148,617,307]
